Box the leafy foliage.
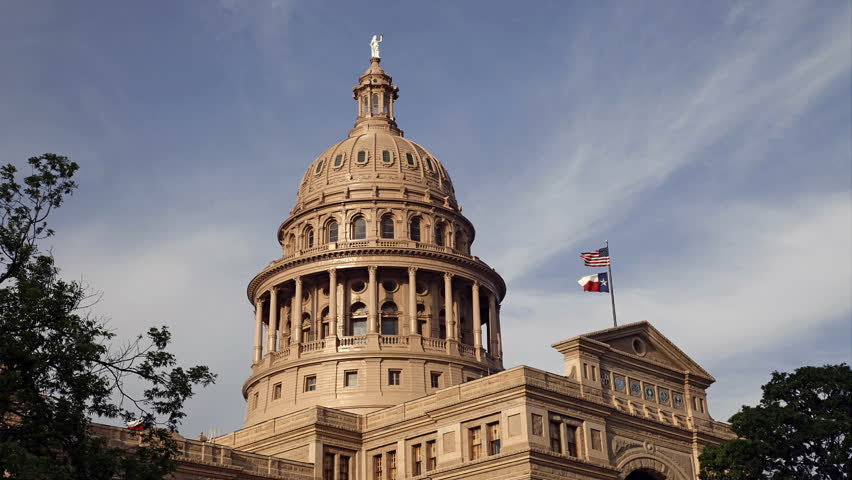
[699,364,851,480]
[0,154,216,479]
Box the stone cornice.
[247,245,507,302]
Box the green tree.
[0,154,216,479]
[699,364,851,480]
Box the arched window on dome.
[352,217,367,240]
[409,217,421,242]
[380,215,394,239]
[305,227,314,248]
[327,221,339,243]
[350,302,367,336]
[380,302,398,336]
[302,312,313,342]
[372,94,379,114]
[320,307,330,339]
[434,222,445,246]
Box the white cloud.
[474,1,851,281]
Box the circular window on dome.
[405,152,416,168]
[381,279,398,293]
[381,150,394,166]
[632,337,647,356]
[415,282,428,295]
[351,280,367,293]
[356,151,368,165]
[314,159,324,175]
[333,154,345,168]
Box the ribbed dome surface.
[295,131,457,206]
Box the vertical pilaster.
[267,288,278,353]
[472,282,482,360]
[253,298,264,363]
[444,273,454,340]
[292,277,303,344]
[328,268,338,338]
[368,266,378,334]
[408,267,418,335]
[496,302,503,359]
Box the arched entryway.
[626,469,666,480]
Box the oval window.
[382,280,398,292]
[351,280,367,293]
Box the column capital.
[327,267,337,275]
[255,296,266,307]
[443,272,454,281]
[368,265,378,275]
[270,286,278,296]
[294,276,302,286]
[472,281,480,291]
[407,266,418,274]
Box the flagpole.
[606,240,617,327]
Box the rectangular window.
[323,453,334,480]
[406,152,415,166]
[412,444,422,476]
[487,422,501,455]
[304,375,317,392]
[373,454,383,480]
[531,414,543,436]
[388,370,401,386]
[566,425,578,457]
[372,94,379,114]
[426,440,437,471]
[351,319,367,336]
[339,455,350,480]
[549,421,562,453]
[252,392,259,410]
[591,429,602,451]
[358,151,366,163]
[387,451,397,480]
[345,370,358,387]
[469,426,482,460]
[382,150,391,163]
[272,382,282,400]
[430,372,441,388]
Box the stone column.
[444,273,454,340]
[496,302,503,359]
[328,268,338,338]
[408,267,418,335]
[368,266,378,334]
[253,297,264,363]
[488,292,497,354]
[472,282,482,359]
[267,288,278,353]
[292,277,303,344]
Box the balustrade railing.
[380,335,408,346]
[299,339,325,353]
[459,344,476,357]
[423,337,447,351]
[338,336,368,347]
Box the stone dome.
[295,132,457,209]
[292,57,457,211]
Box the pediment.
[583,321,714,381]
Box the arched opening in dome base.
[626,469,666,480]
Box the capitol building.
[99,52,733,480]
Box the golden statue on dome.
[369,34,383,58]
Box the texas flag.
[577,272,609,292]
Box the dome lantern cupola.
[349,57,402,137]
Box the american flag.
[580,247,610,267]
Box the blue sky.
[1,1,849,438]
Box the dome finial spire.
[369,34,383,59]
